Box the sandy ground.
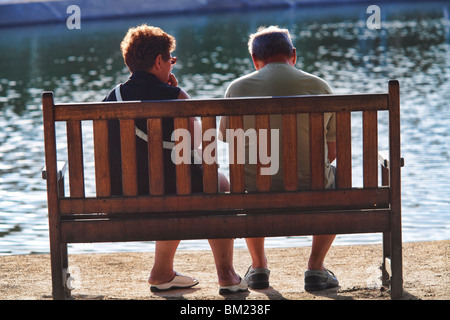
[0,240,448,301]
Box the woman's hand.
[167,73,178,87]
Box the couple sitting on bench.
[103,24,338,294]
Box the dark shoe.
[244,266,270,289]
[304,268,339,291]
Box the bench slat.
[93,120,111,197]
[59,188,389,215]
[120,120,138,196]
[174,117,191,195]
[336,111,352,188]
[201,116,219,193]
[255,115,272,192]
[363,111,378,187]
[147,118,165,195]
[309,113,325,190]
[229,116,245,193]
[282,114,298,191]
[66,120,85,197]
[54,94,389,121]
[60,209,391,243]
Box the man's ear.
[252,53,262,70]
[290,48,297,65]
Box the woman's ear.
[154,54,162,70]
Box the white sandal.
[218,277,248,295]
[150,272,199,292]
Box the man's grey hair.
[248,26,295,61]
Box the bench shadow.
[307,286,421,300]
[66,286,420,300]
[70,294,111,300]
[248,286,287,300]
[220,290,250,300]
[307,286,354,300]
[150,287,252,300]
[150,287,201,300]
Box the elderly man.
[219,26,339,292]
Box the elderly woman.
[103,24,246,294]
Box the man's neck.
[253,53,296,70]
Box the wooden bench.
[42,80,403,299]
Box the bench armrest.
[378,150,404,169]
[42,161,67,180]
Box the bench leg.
[49,178,71,299]
[50,242,72,300]
[381,167,391,287]
[49,242,65,299]
[390,229,403,299]
[381,231,403,299]
[380,163,403,298]
[61,243,72,298]
[381,232,391,287]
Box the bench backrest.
[43,80,400,217]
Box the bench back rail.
[47,97,388,194]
